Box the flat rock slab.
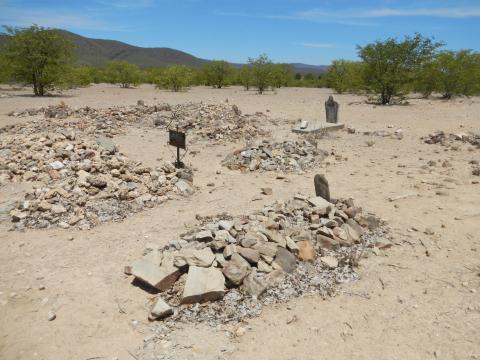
[181,266,225,304]
[174,248,215,267]
[292,122,345,134]
[131,258,181,291]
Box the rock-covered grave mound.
[126,194,388,325]
[6,101,270,142]
[221,140,328,173]
[152,102,270,143]
[1,129,194,230]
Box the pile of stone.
[422,131,480,148]
[6,102,270,142]
[221,140,328,173]
[470,160,480,176]
[363,129,404,140]
[7,103,80,118]
[5,103,171,137]
[126,194,387,325]
[151,102,270,142]
[1,130,194,230]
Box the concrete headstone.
[325,95,339,124]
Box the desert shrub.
[237,65,253,90]
[271,63,293,88]
[434,50,480,98]
[0,53,13,83]
[248,54,273,94]
[55,65,94,89]
[202,60,232,88]
[412,61,438,98]
[1,25,73,96]
[326,60,365,94]
[358,33,442,104]
[104,60,140,88]
[156,65,193,92]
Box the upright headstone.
[325,96,339,124]
[314,174,330,201]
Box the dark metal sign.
[168,130,186,150]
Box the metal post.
[176,146,181,168]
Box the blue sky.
[1,0,479,65]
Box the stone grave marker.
[325,96,339,124]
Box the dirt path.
[0,85,479,359]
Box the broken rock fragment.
[149,297,173,320]
[131,258,181,291]
[222,253,251,286]
[174,248,215,268]
[296,240,316,262]
[237,247,260,264]
[242,269,267,297]
[181,266,225,304]
[274,248,296,273]
[320,256,339,269]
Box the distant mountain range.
[0,30,329,74]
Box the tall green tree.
[248,54,273,94]
[2,25,73,96]
[358,33,442,104]
[202,60,232,88]
[156,65,193,92]
[104,60,140,88]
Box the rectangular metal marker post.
[168,129,186,168]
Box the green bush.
[434,50,480,98]
[271,63,293,88]
[236,65,253,90]
[156,65,193,92]
[358,33,442,104]
[2,25,73,95]
[248,54,274,94]
[202,60,232,88]
[104,60,140,88]
[325,60,365,94]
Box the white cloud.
[297,7,480,19]
[215,5,480,27]
[0,6,129,31]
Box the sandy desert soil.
[0,84,479,360]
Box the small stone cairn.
[422,130,480,148]
[221,140,328,173]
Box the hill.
[0,30,328,73]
